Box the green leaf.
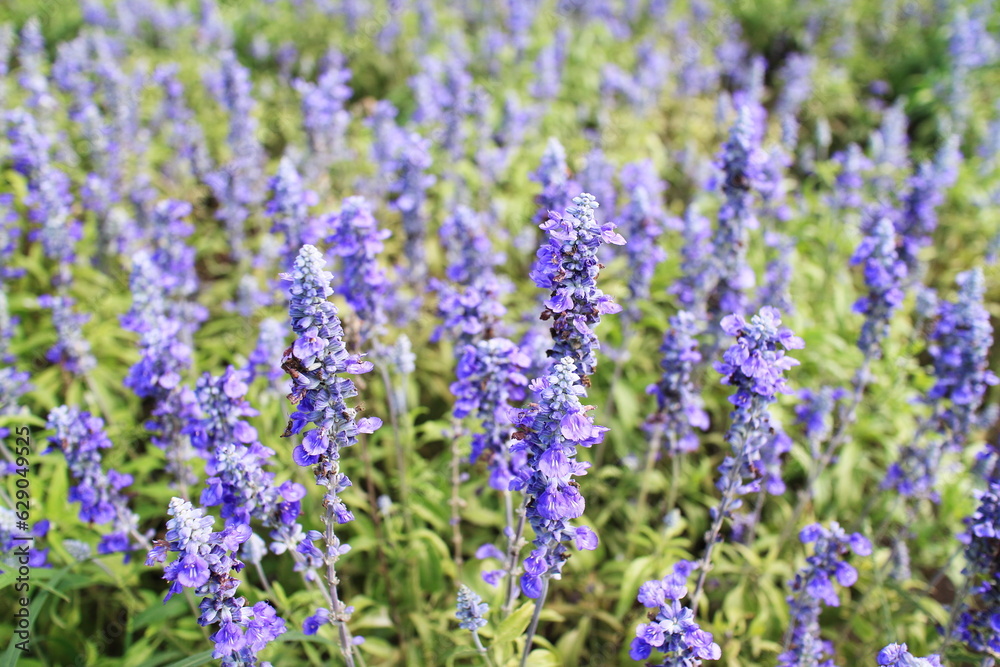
[160,650,215,667]
[524,649,561,667]
[493,602,535,647]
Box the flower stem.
[324,490,356,667]
[519,576,550,667]
[502,498,529,617]
[472,630,497,667]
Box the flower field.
[0,1,998,666]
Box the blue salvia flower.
[387,130,435,290]
[511,357,603,598]
[325,196,392,346]
[296,52,352,177]
[506,0,538,57]
[778,522,871,667]
[247,318,289,389]
[630,561,721,663]
[670,205,713,317]
[0,24,13,96]
[529,27,568,101]
[46,406,145,557]
[756,232,795,315]
[896,161,948,275]
[479,95,530,182]
[17,18,55,112]
[870,100,909,197]
[6,111,78,282]
[451,337,530,491]
[926,268,998,447]
[37,294,96,375]
[412,48,473,163]
[682,308,803,595]
[186,366,259,458]
[0,195,21,281]
[204,50,265,263]
[455,585,489,631]
[645,311,709,456]
[6,108,49,181]
[758,147,792,223]
[712,307,802,512]
[366,100,402,196]
[775,53,815,148]
[530,138,576,224]
[280,245,381,638]
[795,387,846,460]
[530,193,626,379]
[617,161,669,325]
[152,64,212,183]
[851,214,907,360]
[877,643,941,667]
[122,252,197,490]
[267,157,320,271]
[150,200,207,334]
[947,5,998,132]
[951,480,1000,655]
[885,268,997,499]
[146,498,287,664]
[431,205,509,347]
[830,143,872,214]
[201,436,314,569]
[578,149,617,220]
[709,102,766,318]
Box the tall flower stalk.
[691,307,803,612]
[279,244,381,666]
[512,193,624,662]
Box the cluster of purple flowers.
[186,366,258,458]
[670,206,713,316]
[630,561,721,664]
[146,498,286,664]
[708,102,765,318]
[325,196,392,346]
[267,158,320,270]
[877,643,941,667]
[778,523,871,666]
[431,205,509,347]
[952,480,1000,655]
[296,52,352,176]
[280,244,380,642]
[511,357,602,598]
[645,310,709,455]
[45,407,144,556]
[451,337,530,491]
[530,193,625,379]
[851,214,907,359]
[530,138,576,223]
[712,307,803,517]
[122,251,197,489]
[617,161,669,324]
[925,268,997,447]
[385,130,435,289]
[37,294,96,375]
[455,585,489,631]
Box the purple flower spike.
[779,522,870,667]
[511,357,604,598]
[146,498,286,663]
[631,562,721,664]
[531,193,626,379]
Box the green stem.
[519,577,550,667]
